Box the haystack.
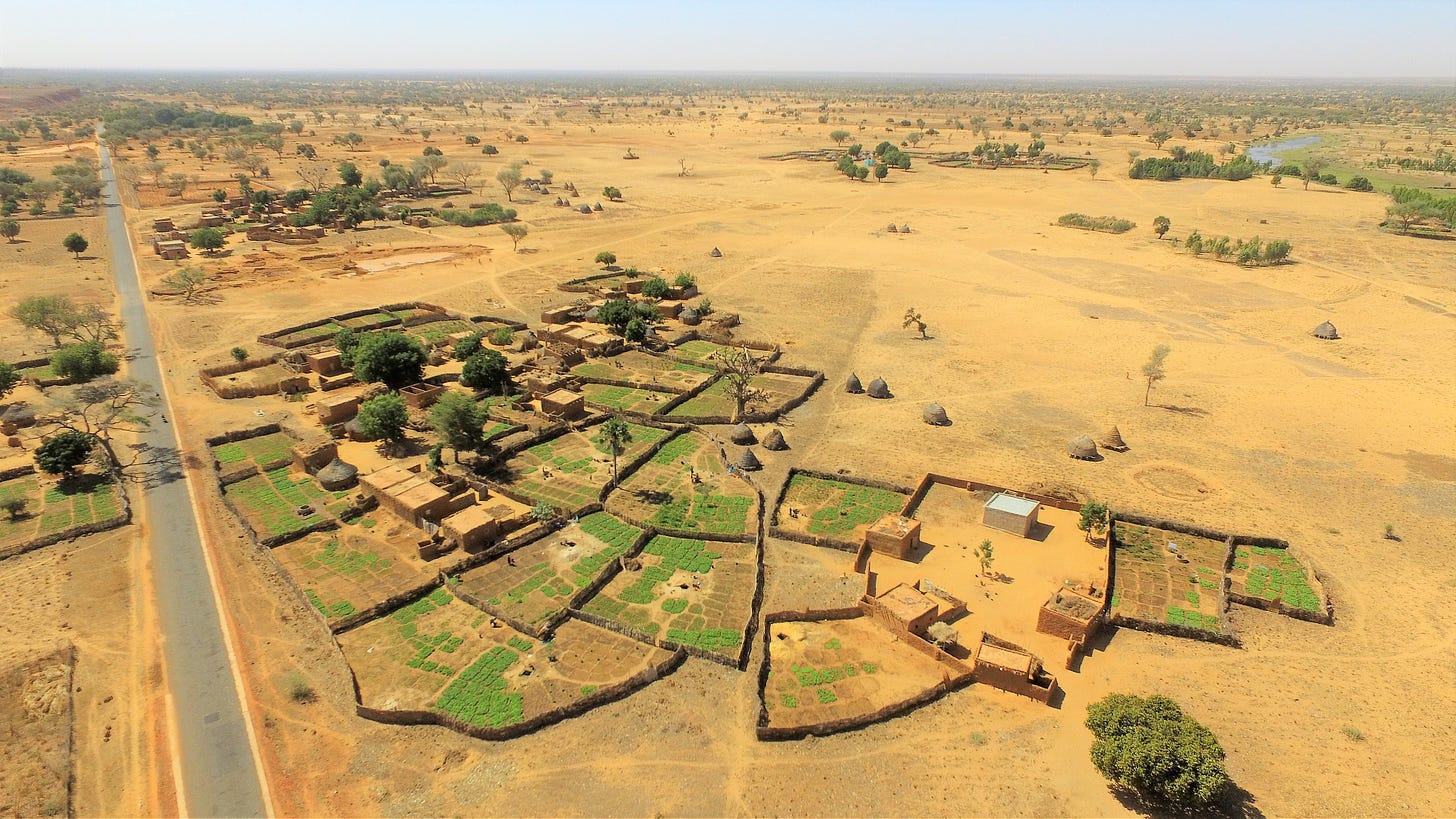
[922,403,949,426]
[845,373,864,394]
[867,377,891,399]
[762,428,787,451]
[1067,435,1101,461]
[710,247,723,258]
[729,423,756,445]
[887,223,899,233]
[901,224,911,233]
[735,448,762,471]
[1099,425,1128,452]
[315,457,359,491]
[1313,321,1339,340]
[679,307,701,326]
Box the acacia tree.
[48,379,159,477]
[10,295,75,347]
[161,267,210,302]
[1,218,20,243]
[710,347,766,422]
[496,162,523,202]
[1153,215,1171,239]
[830,129,851,146]
[595,416,633,487]
[1141,344,1171,406]
[1302,156,1329,190]
[62,232,88,259]
[594,251,617,268]
[902,307,928,339]
[500,222,528,252]
[189,227,226,255]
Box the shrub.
[284,673,317,704]
[1,497,27,521]
[52,341,118,381]
[36,430,95,474]
[1057,213,1135,234]
[1345,176,1374,192]
[673,272,696,288]
[489,327,515,346]
[438,203,516,227]
[230,346,248,362]
[453,331,484,361]
[640,276,670,299]
[461,349,510,394]
[1086,694,1228,811]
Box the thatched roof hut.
[343,417,375,442]
[735,448,762,471]
[762,428,787,451]
[887,223,899,233]
[1313,321,1339,340]
[710,247,723,258]
[1067,435,1101,461]
[922,403,949,426]
[593,203,604,212]
[867,377,891,399]
[579,205,592,214]
[679,307,701,326]
[315,457,359,491]
[900,224,911,234]
[729,423,756,445]
[845,373,864,394]
[1100,425,1128,452]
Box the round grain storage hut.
[867,377,892,399]
[729,423,756,445]
[710,247,723,258]
[845,373,864,394]
[343,417,375,442]
[900,224,911,234]
[580,205,593,214]
[735,448,762,471]
[315,457,359,491]
[922,403,949,426]
[679,307,701,326]
[887,223,899,233]
[762,428,787,451]
[1067,435,1101,461]
[1100,425,1128,452]
[1313,321,1339,340]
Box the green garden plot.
[581,536,756,660]
[499,423,669,514]
[274,322,345,347]
[337,311,399,330]
[1229,545,1323,613]
[762,617,953,730]
[340,591,673,733]
[224,469,338,539]
[671,339,737,362]
[455,512,644,626]
[211,431,298,467]
[776,474,908,542]
[581,383,677,415]
[406,319,475,347]
[607,432,757,536]
[273,530,431,623]
[0,472,122,550]
[665,371,813,419]
[571,349,715,392]
[1109,522,1227,634]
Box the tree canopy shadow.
[1107,780,1264,819]
[1156,404,1210,417]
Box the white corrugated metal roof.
[985,492,1039,517]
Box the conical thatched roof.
[710,247,722,258]
[845,373,864,393]
[734,448,762,471]
[1067,435,1101,461]
[584,307,601,321]
[922,403,949,426]
[679,307,701,326]
[579,205,593,214]
[1100,425,1128,452]
[887,223,899,233]
[867,377,891,399]
[1313,321,1339,340]
[593,202,604,212]
[762,428,787,451]
[900,224,911,233]
[343,417,375,441]
[315,457,359,490]
[729,423,756,445]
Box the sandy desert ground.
[5,84,1456,816]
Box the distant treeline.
[103,103,253,140]
[1130,148,1258,181]
[1183,231,1290,265]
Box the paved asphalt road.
[98,141,269,818]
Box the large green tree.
[594,416,633,487]
[62,232,88,259]
[51,341,118,382]
[460,349,510,394]
[352,332,427,389]
[1085,693,1229,811]
[355,393,410,443]
[0,360,19,401]
[36,430,95,475]
[10,294,76,348]
[429,392,488,462]
[189,227,226,254]
[1141,344,1171,407]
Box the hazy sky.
[2,0,1454,79]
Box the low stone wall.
[354,630,687,740]
[1224,541,1335,626]
[0,471,132,562]
[768,467,916,552]
[902,473,1087,519]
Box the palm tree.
[596,417,633,488]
